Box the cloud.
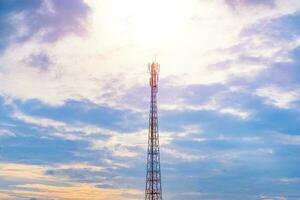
[50,163,106,173]
[26,52,52,71]
[2,0,299,109]
[0,1,299,140]
[260,195,287,200]
[13,111,115,139]
[1,1,300,199]
[13,183,142,200]
[275,133,300,145]
[162,148,206,161]
[280,177,300,184]
[0,162,106,183]
[225,0,275,9]
[90,129,173,158]
[0,162,142,200]
[13,110,144,157]
[13,110,211,163]
[0,192,13,200]
[219,107,251,119]
[156,82,254,120]
[243,11,300,41]
[11,111,153,165]
[0,0,90,53]
[213,135,261,143]
[0,162,53,182]
[0,129,15,137]
[256,86,300,109]
[44,163,108,184]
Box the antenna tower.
[145,61,162,200]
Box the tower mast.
[145,61,162,200]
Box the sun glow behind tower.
[110,0,189,41]
[86,0,245,86]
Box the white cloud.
[50,163,106,174]
[13,111,209,162]
[220,107,251,119]
[260,195,287,200]
[160,101,218,112]
[90,129,173,158]
[161,100,252,120]
[13,111,115,139]
[178,124,202,137]
[162,148,206,161]
[214,134,261,143]
[275,133,300,145]
[0,129,15,137]
[280,177,300,184]
[256,86,300,109]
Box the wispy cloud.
[0,129,15,137]
[163,148,206,161]
[256,86,300,109]
[0,162,142,200]
[275,133,300,145]
[13,183,142,200]
[13,111,115,138]
[219,107,251,119]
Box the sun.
[91,0,192,48]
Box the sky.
[0,0,300,199]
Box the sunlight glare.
[108,0,190,44]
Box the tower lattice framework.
[145,61,162,200]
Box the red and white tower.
[145,61,162,200]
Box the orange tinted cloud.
[0,162,142,200]
[13,183,142,200]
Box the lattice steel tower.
[145,61,162,200]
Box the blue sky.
[0,0,300,199]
